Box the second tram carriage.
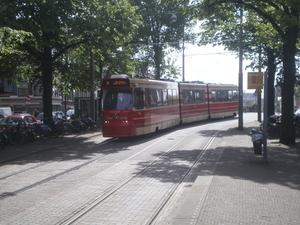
[102,74,238,137]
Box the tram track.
[0,132,104,165]
[143,128,222,225]
[0,130,184,201]
[0,136,114,199]
[0,119,234,225]
[56,128,223,225]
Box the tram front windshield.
[103,90,133,110]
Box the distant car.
[36,111,65,124]
[0,114,38,129]
[12,113,31,116]
[295,108,300,116]
[66,109,74,116]
[0,107,13,118]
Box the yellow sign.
[248,72,263,89]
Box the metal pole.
[238,8,244,129]
[90,51,95,120]
[263,71,268,162]
[182,26,185,82]
[258,49,262,122]
[258,91,262,121]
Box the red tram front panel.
[102,75,180,137]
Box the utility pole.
[90,51,95,120]
[238,8,244,129]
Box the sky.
[174,43,255,93]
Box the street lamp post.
[171,14,185,82]
[238,8,244,130]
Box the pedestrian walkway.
[1,121,299,225]
[194,121,300,225]
[0,130,102,164]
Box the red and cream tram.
[102,74,238,137]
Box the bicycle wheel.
[0,133,6,149]
[10,131,25,145]
[26,130,36,142]
[56,126,65,138]
[90,122,98,131]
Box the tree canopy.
[0,0,141,124]
[129,0,197,80]
[194,0,300,144]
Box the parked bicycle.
[0,126,13,149]
[82,115,98,131]
[10,122,36,145]
[260,114,300,138]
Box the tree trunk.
[42,46,53,126]
[153,45,162,80]
[279,27,298,145]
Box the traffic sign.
[26,95,31,104]
[248,72,263,89]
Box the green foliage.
[0,0,141,124]
[129,0,197,79]
[194,0,300,144]
[295,86,300,98]
[244,99,253,107]
[0,0,141,88]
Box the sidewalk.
[0,130,103,164]
[1,121,299,225]
[194,121,300,225]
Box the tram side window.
[146,88,157,108]
[212,90,233,102]
[189,90,195,104]
[162,89,168,106]
[183,89,197,104]
[183,90,189,104]
[168,89,173,105]
[103,90,133,110]
[134,88,144,109]
[228,90,233,101]
[195,91,201,103]
[216,90,223,102]
[172,89,178,105]
[211,90,216,102]
[222,90,229,101]
[146,88,151,108]
[233,90,238,100]
[156,89,163,106]
[150,89,157,107]
[195,90,205,103]
[200,90,205,102]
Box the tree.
[199,9,282,118]
[130,0,196,80]
[0,0,141,125]
[195,0,300,144]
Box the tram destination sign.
[103,79,130,87]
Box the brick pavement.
[1,121,300,225]
[0,130,102,164]
[185,121,300,225]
